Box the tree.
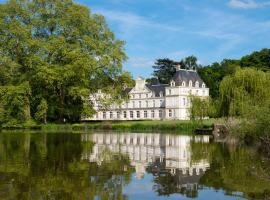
[0,82,31,125]
[35,99,48,124]
[152,58,176,84]
[0,0,133,123]
[240,48,270,71]
[189,95,212,123]
[181,55,200,70]
[219,68,270,117]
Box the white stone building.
[88,66,209,120]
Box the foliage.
[34,98,48,123]
[189,95,214,123]
[152,58,176,84]
[0,82,31,125]
[219,68,270,117]
[152,56,201,84]
[198,48,270,99]
[0,0,133,123]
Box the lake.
[0,131,269,200]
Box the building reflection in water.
[82,133,210,191]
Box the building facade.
[88,66,209,120]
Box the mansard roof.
[146,84,168,97]
[171,69,204,87]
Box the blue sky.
[79,0,270,78]
[1,0,270,78]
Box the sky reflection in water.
[0,132,269,200]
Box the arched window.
[189,80,192,87]
[171,80,175,87]
[195,81,199,88]
[182,81,186,87]
[202,83,205,88]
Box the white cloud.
[228,0,270,9]
[93,8,183,33]
[126,57,154,68]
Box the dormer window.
[195,81,199,88]
[189,80,192,87]
[202,83,205,88]
[171,80,175,87]
[182,81,186,87]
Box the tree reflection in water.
[0,132,270,200]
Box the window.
[160,100,163,107]
[132,101,135,108]
[110,111,113,119]
[182,81,186,87]
[153,100,155,107]
[123,111,127,118]
[151,110,155,118]
[183,98,186,106]
[117,111,120,119]
[195,81,199,87]
[133,94,135,99]
[202,83,205,88]
[146,94,148,98]
[130,111,133,118]
[126,103,128,108]
[137,111,140,118]
[189,80,192,87]
[171,81,175,87]
[168,89,172,95]
[139,101,141,108]
[103,112,106,119]
[160,92,163,97]
[144,110,147,118]
[196,90,199,95]
[139,94,141,98]
[169,109,172,117]
[146,101,148,108]
[159,110,162,118]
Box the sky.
[1,0,270,78]
[78,0,270,78]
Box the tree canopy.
[0,0,133,124]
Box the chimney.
[175,64,181,71]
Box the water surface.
[0,132,269,200]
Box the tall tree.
[152,58,176,84]
[181,55,200,70]
[0,0,133,123]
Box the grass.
[40,119,217,133]
[0,119,219,134]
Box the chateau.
[88,65,209,120]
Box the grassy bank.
[41,119,216,133]
[1,119,216,133]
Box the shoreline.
[0,119,217,133]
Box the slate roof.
[171,70,204,87]
[146,84,168,97]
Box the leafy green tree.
[181,55,200,70]
[0,82,31,125]
[240,48,270,71]
[152,58,176,84]
[0,0,133,123]
[34,99,48,123]
[219,68,270,117]
[189,95,212,123]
